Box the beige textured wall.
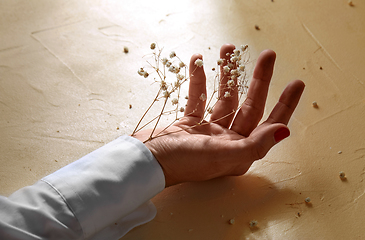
[1,0,364,239]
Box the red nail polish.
[274,127,290,143]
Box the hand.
[133,44,305,187]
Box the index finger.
[184,54,207,120]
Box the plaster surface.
[1,0,364,239]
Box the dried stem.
[134,43,250,142]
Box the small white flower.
[138,68,145,76]
[160,81,167,90]
[150,43,156,50]
[143,72,149,78]
[239,65,245,72]
[176,74,184,80]
[305,197,311,203]
[179,107,185,112]
[207,107,213,114]
[174,81,181,88]
[194,59,203,67]
[224,91,231,98]
[163,91,170,98]
[199,93,206,101]
[339,171,346,179]
[173,66,180,74]
[168,65,180,74]
[169,51,176,58]
[241,44,248,52]
[223,66,230,73]
[171,98,178,105]
[234,49,240,56]
[162,58,168,65]
[165,61,172,67]
[217,59,224,65]
[227,80,235,88]
[230,69,239,76]
[230,56,239,62]
[168,66,176,73]
[179,62,185,68]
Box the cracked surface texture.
[1,0,365,239]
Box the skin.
[133,44,305,187]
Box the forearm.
[0,135,165,239]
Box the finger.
[210,44,238,127]
[225,123,290,176]
[230,49,276,136]
[185,54,206,120]
[266,79,305,124]
[246,123,290,161]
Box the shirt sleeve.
[0,135,166,240]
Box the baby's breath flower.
[179,107,185,112]
[166,61,172,67]
[224,91,231,98]
[171,98,178,105]
[230,56,239,62]
[169,51,176,58]
[217,59,224,65]
[150,43,156,50]
[179,62,185,68]
[230,69,239,76]
[194,59,203,67]
[138,68,145,76]
[177,74,184,81]
[241,44,248,52]
[168,66,175,73]
[143,72,149,78]
[162,58,168,65]
[223,66,230,73]
[239,65,245,72]
[174,81,181,88]
[160,81,167,90]
[234,49,240,56]
[207,107,213,114]
[227,63,234,69]
[174,66,180,74]
[199,93,207,101]
[163,91,170,98]
[227,79,235,88]
[168,65,180,74]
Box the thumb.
[247,123,290,160]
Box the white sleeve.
[0,135,166,240]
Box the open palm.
[134,44,305,187]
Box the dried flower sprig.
[131,43,251,142]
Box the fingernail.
[274,127,290,143]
